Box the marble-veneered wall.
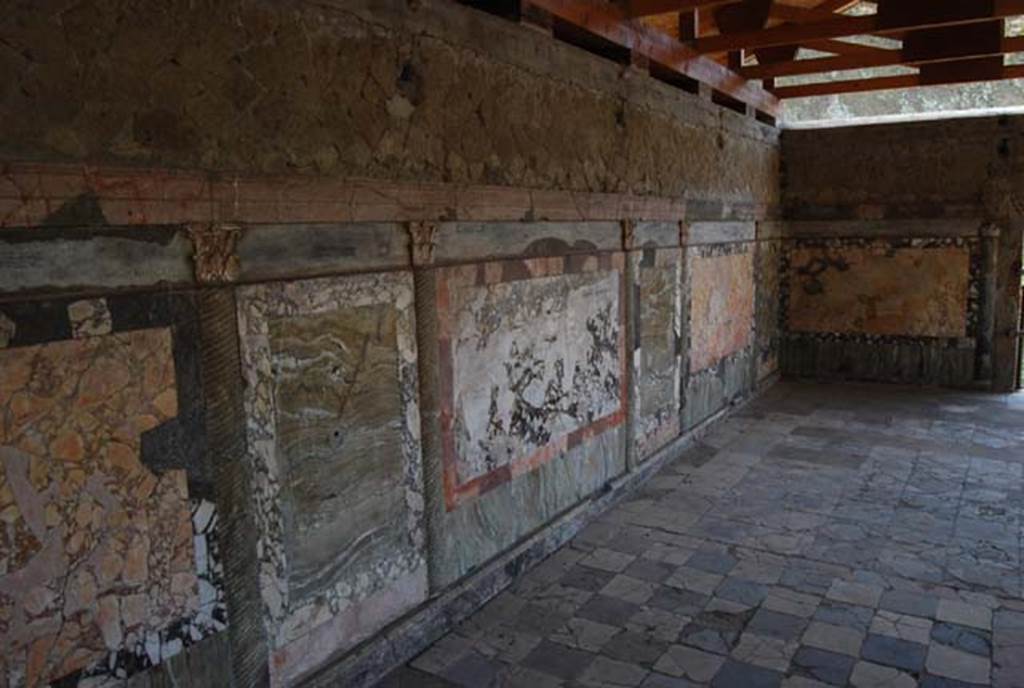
[0,213,781,687]
[235,273,427,686]
[425,252,628,587]
[689,249,755,373]
[629,222,685,462]
[682,223,759,431]
[755,235,783,382]
[0,0,784,679]
[0,293,227,687]
[778,232,986,387]
[787,244,971,338]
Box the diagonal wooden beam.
[624,0,858,22]
[689,0,1024,54]
[771,62,1024,98]
[525,0,779,113]
[743,50,904,79]
[622,0,734,19]
[769,3,847,24]
[743,35,1024,79]
[802,39,898,58]
[813,0,859,11]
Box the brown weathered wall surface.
[783,115,1023,215]
[0,0,778,204]
[781,115,1024,389]
[0,1,784,686]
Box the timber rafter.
[485,0,1024,105]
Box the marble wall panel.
[434,221,621,263]
[755,239,783,381]
[0,294,225,687]
[437,254,626,508]
[236,222,409,281]
[689,222,756,245]
[632,248,683,460]
[0,227,193,294]
[688,247,755,373]
[787,244,971,338]
[235,273,426,687]
[429,253,628,586]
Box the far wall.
[780,114,1024,391]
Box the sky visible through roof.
[781,4,1024,124]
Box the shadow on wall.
[0,177,781,687]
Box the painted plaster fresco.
[632,249,683,460]
[236,273,427,687]
[755,240,783,381]
[787,244,971,338]
[0,293,226,687]
[431,254,628,586]
[688,247,755,373]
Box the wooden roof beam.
[622,0,733,19]
[801,39,898,58]
[524,0,780,114]
[769,3,850,24]
[689,0,1024,54]
[624,0,861,23]
[772,61,1024,98]
[744,35,1024,79]
[813,0,861,11]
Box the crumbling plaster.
[0,0,778,204]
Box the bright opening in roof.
[781,3,1024,126]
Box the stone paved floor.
[379,382,1024,688]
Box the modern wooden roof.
[514,0,1024,118]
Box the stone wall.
[0,0,779,204]
[683,223,760,429]
[0,1,782,686]
[0,212,783,688]
[780,114,1024,390]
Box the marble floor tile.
[388,383,1024,688]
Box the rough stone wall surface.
[0,0,778,204]
[782,114,1024,215]
[0,0,786,685]
[780,115,1024,389]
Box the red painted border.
[436,253,627,511]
